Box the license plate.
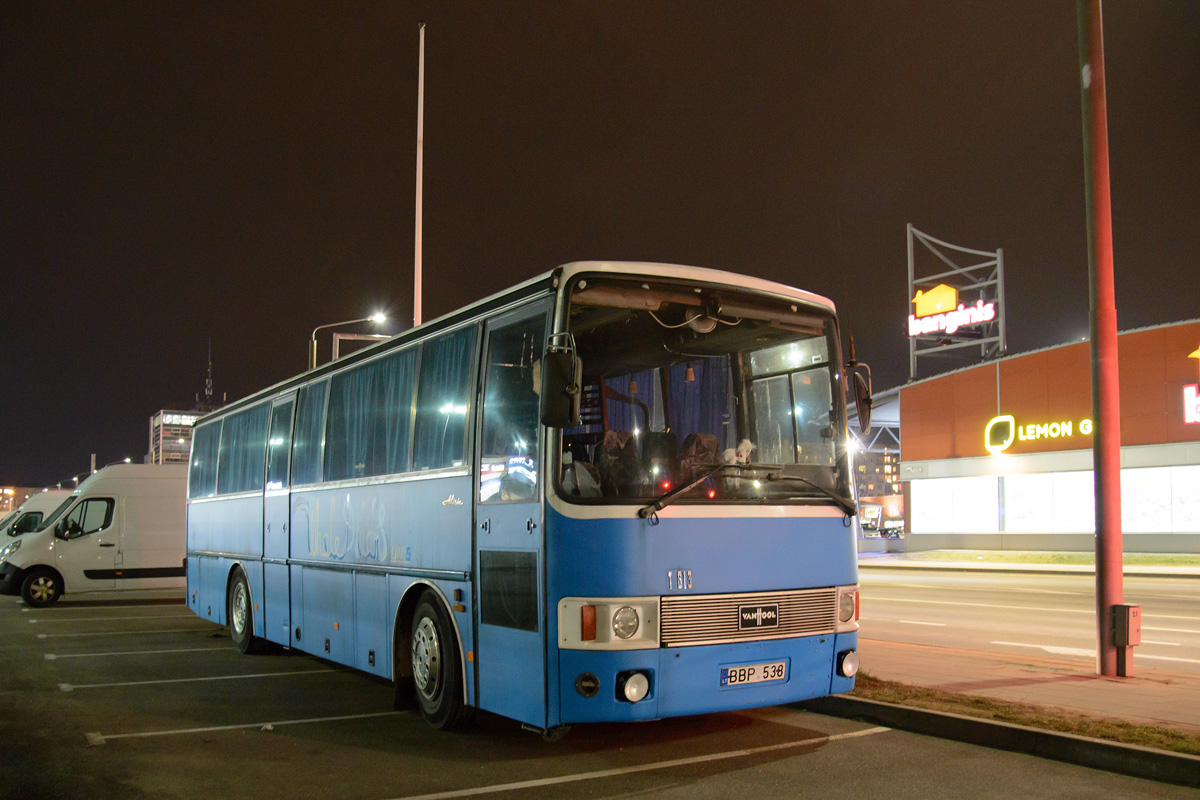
[720,660,787,687]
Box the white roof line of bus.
[556,261,836,314]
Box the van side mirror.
[53,520,68,540]
[540,338,582,429]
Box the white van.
[0,464,186,607]
[1,489,73,538]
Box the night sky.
[2,1,1197,487]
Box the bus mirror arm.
[540,346,582,429]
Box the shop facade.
[897,319,1200,552]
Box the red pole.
[1077,0,1126,677]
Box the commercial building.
[148,410,201,465]
[896,319,1200,552]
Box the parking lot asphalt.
[4,589,1199,800]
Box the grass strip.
[851,673,1200,757]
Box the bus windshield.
[556,275,852,507]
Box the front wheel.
[411,592,471,730]
[21,568,63,607]
[227,570,263,654]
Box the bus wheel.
[227,570,263,654]
[411,592,471,730]
[21,569,63,608]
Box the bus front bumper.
[556,631,857,725]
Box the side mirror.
[54,520,68,540]
[540,340,582,429]
[852,370,873,433]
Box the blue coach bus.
[186,261,871,736]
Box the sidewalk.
[856,637,1200,735]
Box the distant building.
[148,410,202,465]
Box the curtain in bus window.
[666,358,730,447]
[376,348,415,476]
[326,363,378,481]
[413,327,474,470]
[217,404,269,494]
[189,422,221,498]
[603,370,654,435]
[292,381,329,486]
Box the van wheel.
[21,569,63,608]
[227,570,263,654]
[411,592,472,730]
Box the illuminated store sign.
[984,414,1093,455]
[161,414,198,427]
[1185,345,1200,424]
[908,284,996,338]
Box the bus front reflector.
[581,605,596,641]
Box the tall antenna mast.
[413,22,425,328]
[205,337,214,403]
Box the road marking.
[871,596,1090,614]
[382,727,890,800]
[22,602,183,612]
[85,711,405,744]
[1136,654,1200,665]
[1143,626,1200,634]
[59,669,335,691]
[898,620,946,626]
[1139,640,1180,647]
[38,627,211,639]
[46,647,228,660]
[29,615,195,624]
[992,641,1094,658]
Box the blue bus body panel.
[545,505,857,726]
[545,507,857,597]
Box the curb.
[803,694,1200,788]
[856,562,1200,580]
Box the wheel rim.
[231,582,248,637]
[30,576,56,603]
[412,616,442,700]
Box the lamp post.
[309,313,387,370]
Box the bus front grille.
[659,588,839,647]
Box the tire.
[227,569,263,654]
[21,568,63,608]
[410,592,472,730]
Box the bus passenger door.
[475,304,549,727]
[262,394,295,646]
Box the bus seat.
[597,430,641,496]
[680,433,722,482]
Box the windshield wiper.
[764,471,857,517]
[637,463,747,518]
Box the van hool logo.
[908,284,996,337]
[739,604,779,630]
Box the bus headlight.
[612,607,640,639]
[836,586,859,632]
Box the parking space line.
[86,711,406,744]
[29,615,196,624]
[383,727,890,800]
[46,646,229,660]
[38,627,212,639]
[22,602,184,612]
[59,668,336,691]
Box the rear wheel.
[21,569,63,608]
[227,570,263,654]
[411,592,471,730]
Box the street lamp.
[309,313,387,369]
